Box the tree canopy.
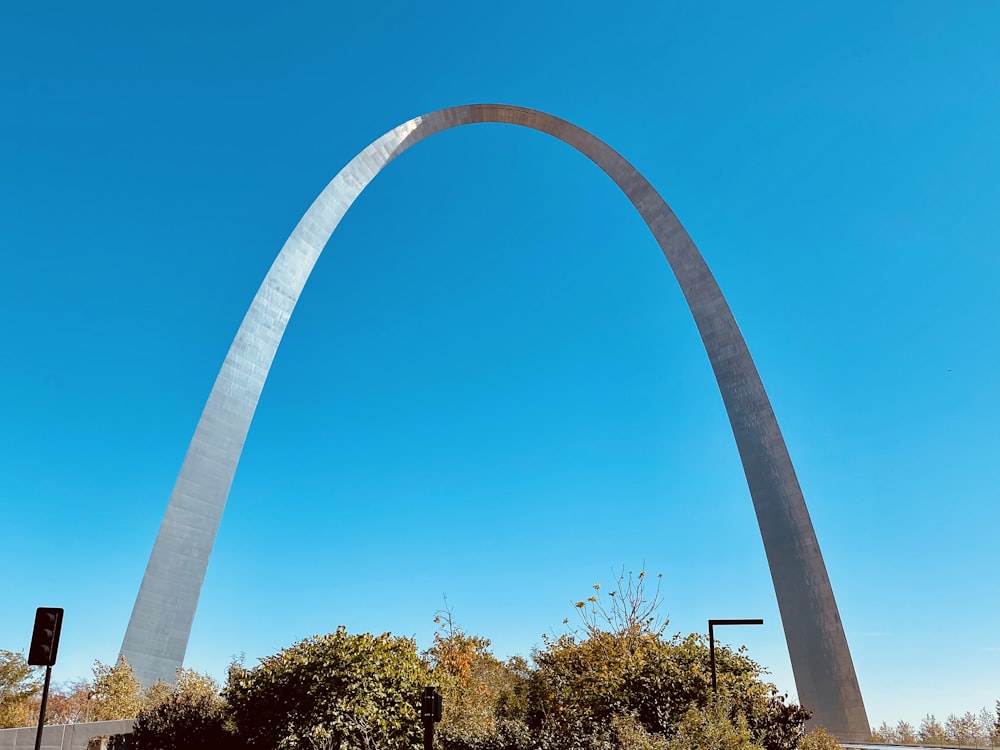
[91,656,144,722]
[12,568,993,749]
[133,668,229,750]
[224,626,428,750]
[0,650,39,728]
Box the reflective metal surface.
[121,104,869,739]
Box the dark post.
[707,618,763,695]
[709,621,716,695]
[421,686,442,750]
[28,608,64,750]
[33,665,53,750]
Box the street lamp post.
[708,618,763,695]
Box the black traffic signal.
[28,608,63,666]
[421,686,442,723]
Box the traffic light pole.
[421,686,442,750]
[423,716,433,750]
[34,664,53,750]
[28,607,64,750]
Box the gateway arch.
[121,104,869,738]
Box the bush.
[521,571,809,750]
[224,627,428,749]
[425,613,532,750]
[132,691,232,750]
[798,726,840,750]
[663,701,761,750]
[525,630,802,750]
[91,657,143,721]
[0,650,39,728]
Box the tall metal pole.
[710,621,717,695]
[34,665,53,750]
[708,618,763,695]
[421,686,442,750]
[29,608,63,750]
[423,717,433,750]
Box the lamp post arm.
[708,619,764,696]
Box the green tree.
[892,720,917,744]
[39,679,95,724]
[797,726,840,750]
[945,711,985,746]
[873,710,999,747]
[133,668,231,750]
[603,712,668,750]
[91,656,144,721]
[525,570,808,750]
[425,610,530,750]
[0,650,40,728]
[152,667,220,704]
[977,706,997,747]
[528,630,804,750]
[917,714,948,745]
[868,721,892,743]
[224,627,428,750]
[663,700,762,750]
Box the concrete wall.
[0,720,133,750]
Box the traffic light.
[421,686,443,750]
[421,686,442,723]
[28,607,63,666]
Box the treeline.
[0,571,898,749]
[871,707,1000,748]
[0,651,161,728]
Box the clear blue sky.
[2,0,997,729]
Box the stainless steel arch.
[122,104,869,738]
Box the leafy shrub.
[797,726,840,750]
[132,691,232,750]
[91,657,144,721]
[224,626,428,749]
[0,650,39,728]
[522,571,809,750]
[426,611,532,750]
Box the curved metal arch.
[121,104,868,738]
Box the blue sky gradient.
[2,0,998,728]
